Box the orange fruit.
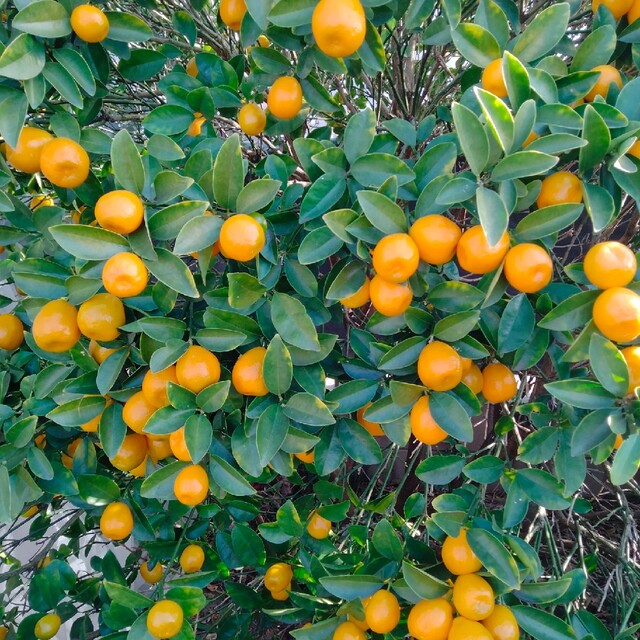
[61,437,82,469]
[585,64,622,102]
[176,345,221,393]
[365,589,401,634]
[409,215,462,265]
[629,0,640,22]
[102,252,148,298]
[123,391,157,433]
[357,404,385,437]
[348,612,369,631]
[100,501,134,540]
[0,314,24,350]
[452,574,495,621]
[30,195,55,209]
[70,4,110,42]
[34,613,62,640]
[173,464,209,506]
[22,505,39,518]
[369,275,413,316]
[621,346,640,394]
[187,115,206,137]
[295,449,315,463]
[111,433,148,472]
[186,57,198,77]
[482,363,517,403]
[146,600,184,639]
[593,287,640,342]
[5,126,53,173]
[536,171,583,209]
[481,59,507,98]
[89,339,116,364]
[264,563,293,592]
[442,528,482,575]
[593,0,634,18]
[32,299,81,353]
[146,435,172,461]
[306,511,331,539]
[268,77,303,120]
[583,241,637,289]
[271,588,290,601]
[614,434,624,449]
[169,427,192,462]
[482,605,520,640]
[80,399,110,433]
[372,233,420,283]
[503,243,553,293]
[311,0,366,58]
[77,293,125,342]
[95,190,144,235]
[332,621,366,640]
[180,544,205,573]
[462,363,484,394]
[232,346,269,396]
[140,560,163,584]
[40,138,90,189]
[129,457,149,477]
[457,226,510,274]
[410,395,447,445]
[449,617,494,640]
[340,277,371,309]
[628,139,640,158]
[219,0,246,30]
[417,341,463,392]
[523,131,539,148]
[218,214,266,262]
[238,103,267,136]
[143,365,179,408]
[407,598,454,640]
[258,35,270,47]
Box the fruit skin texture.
[585,64,622,102]
[89,339,116,364]
[147,435,172,461]
[264,562,293,592]
[593,287,640,343]
[95,190,144,234]
[176,345,221,393]
[340,277,370,309]
[0,314,24,350]
[482,363,517,403]
[410,396,447,445]
[442,528,483,575]
[369,275,413,316]
[188,115,206,137]
[81,400,110,433]
[295,449,315,463]
[418,341,463,392]
[622,346,640,394]
[407,598,454,640]
[503,244,553,293]
[174,464,209,506]
[143,365,179,408]
[409,215,462,265]
[481,59,507,98]
[219,0,246,30]
[452,574,495,621]
[5,126,53,173]
[457,226,510,275]
[449,616,494,640]
[232,346,269,396]
[77,293,126,341]
[123,391,157,433]
[180,544,205,573]
[307,511,331,539]
[32,299,81,353]
[482,605,520,640]
[238,103,267,136]
[536,171,583,209]
[100,501,134,540]
[629,0,640,22]
[583,241,637,289]
[140,560,163,584]
[102,252,148,298]
[40,138,90,189]
[146,600,184,639]
[462,363,484,395]
[71,4,110,42]
[219,214,266,262]
[592,0,634,17]
[271,588,290,601]
[357,404,385,437]
[268,77,303,120]
[186,57,198,77]
[333,621,367,640]
[170,427,192,462]
[372,233,420,283]
[111,433,148,471]
[34,613,62,640]
[312,0,366,58]
[365,589,401,634]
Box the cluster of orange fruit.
[139,544,206,584]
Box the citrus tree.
[0,0,639,638]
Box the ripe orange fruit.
[442,528,483,575]
[70,4,110,42]
[22,505,39,519]
[89,339,116,364]
[295,449,315,463]
[176,345,221,393]
[218,214,266,262]
[462,363,484,395]
[146,600,184,639]
[5,126,53,173]
[306,511,331,539]
[268,77,303,120]
[232,346,269,396]
[95,190,144,235]
[410,396,448,445]
[456,226,510,274]
[258,35,270,47]
[77,293,125,342]
[187,115,206,137]
[357,404,385,437]
[40,138,90,189]
[583,241,637,289]
[34,613,62,640]
[271,588,290,601]
[523,131,539,148]
[169,427,192,462]
[32,299,81,353]
[417,341,463,392]
[340,277,371,309]
[30,195,55,209]
[481,59,507,98]
[407,598,454,640]
[621,346,640,395]
[332,621,366,640]
[174,464,209,506]
[61,437,82,469]
[219,0,246,30]
[614,434,624,449]
[0,314,24,350]
[123,391,157,433]
[140,560,163,584]
[238,103,267,136]
[629,0,640,23]
[452,574,495,621]
[369,275,413,316]
[311,0,366,58]
[593,287,640,342]
[449,617,494,640]
[628,140,640,159]
[372,233,420,283]
[143,365,179,408]
[536,171,583,209]
[0,626,7,640]
[585,64,622,102]
[482,604,520,640]
[503,243,553,293]
[100,501,134,540]
[348,612,369,632]
[264,563,293,592]
[409,215,462,265]
[80,400,110,433]
[365,589,401,634]
[129,457,149,477]
[180,544,205,573]
[146,435,172,461]
[592,0,634,18]
[102,252,148,298]
[186,57,198,77]
[482,363,517,403]
[111,433,148,472]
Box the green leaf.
[416,455,465,484]
[356,190,407,234]
[103,581,153,609]
[196,380,231,412]
[6,416,37,449]
[0,33,46,80]
[512,3,571,63]
[538,290,599,331]
[299,176,346,223]
[149,201,209,242]
[97,348,128,396]
[104,11,152,42]
[111,130,145,195]
[610,434,640,485]
[49,225,128,263]
[13,1,71,38]
[402,562,450,600]
[515,577,572,604]
[174,215,222,255]
[143,105,194,136]
[318,575,383,600]
[579,105,611,174]
[434,310,481,342]
[256,404,289,467]
[383,119,416,148]
[282,393,335,427]
[326,380,379,414]
[143,249,199,298]
[429,282,484,313]
[236,179,280,212]
[476,186,508,248]
[359,20,386,74]
[210,455,256,496]
[463,456,504,483]
[214,134,243,211]
[228,273,266,309]
[379,337,426,372]
[589,333,629,397]
[298,227,343,265]
[582,183,614,233]
[184,414,212,464]
[492,151,558,181]
[372,520,403,561]
[544,379,616,410]
[515,204,584,242]
[0,88,28,149]
[516,469,571,510]
[475,88,514,153]
[344,108,376,165]
[512,605,577,640]
[232,523,266,567]
[267,0,315,27]
[264,335,293,396]
[53,49,96,96]
[429,392,473,442]
[271,292,320,351]
[503,51,531,111]
[498,294,535,354]
[452,102,488,176]
[467,528,520,588]
[451,23,500,68]
[78,475,120,506]
[571,408,623,456]
[99,403,127,459]
[571,26,617,72]
[351,153,415,188]
[47,396,105,427]
[338,419,382,465]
